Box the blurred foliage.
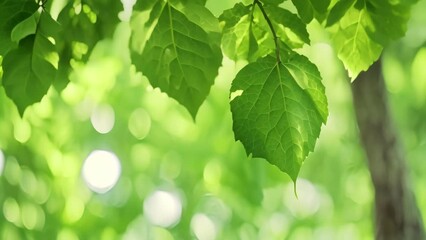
[0,0,425,239]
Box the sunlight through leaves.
[82,150,121,193]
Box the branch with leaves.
[0,0,419,182]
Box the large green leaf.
[2,11,60,115]
[135,2,222,119]
[0,0,38,56]
[230,54,327,181]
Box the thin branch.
[253,0,280,63]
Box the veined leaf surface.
[230,54,327,181]
[136,2,222,119]
[2,11,60,115]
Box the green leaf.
[133,0,158,11]
[0,0,38,56]
[11,12,38,43]
[326,0,356,27]
[177,3,221,33]
[2,11,59,115]
[260,0,285,5]
[135,2,222,119]
[54,3,101,91]
[220,3,272,61]
[332,8,382,79]
[230,54,327,181]
[290,0,330,23]
[366,0,411,45]
[291,0,314,23]
[264,5,310,47]
[219,3,253,61]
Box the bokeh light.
[128,108,151,140]
[143,190,182,228]
[90,104,115,134]
[284,179,321,218]
[190,213,217,240]
[82,150,121,193]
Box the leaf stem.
[253,0,280,63]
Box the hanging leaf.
[2,11,60,115]
[0,0,38,56]
[134,2,222,119]
[230,54,327,181]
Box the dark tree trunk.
[351,59,425,240]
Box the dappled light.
[82,150,121,193]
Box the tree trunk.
[351,59,425,240]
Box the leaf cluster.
[0,0,419,181]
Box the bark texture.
[351,59,425,240]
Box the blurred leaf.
[326,0,356,27]
[332,8,382,79]
[2,11,59,115]
[230,54,327,181]
[134,2,221,119]
[366,0,411,45]
[331,0,417,79]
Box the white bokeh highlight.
[143,190,182,228]
[284,179,321,218]
[82,150,121,193]
[191,214,217,240]
[90,104,115,134]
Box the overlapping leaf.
[0,0,38,56]
[134,2,222,119]
[329,0,415,79]
[332,8,382,79]
[264,5,310,47]
[230,54,327,181]
[54,1,122,91]
[2,11,60,115]
[326,0,356,27]
[291,0,330,23]
[219,3,260,61]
